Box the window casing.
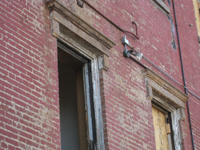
[143,69,188,150]
[152,92,184,150]
[47,0,116,149]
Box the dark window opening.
[58,46,89,150]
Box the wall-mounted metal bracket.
[122,36,131,57]
[122,36,143,60]
[122,35,129,45]
[123,48,134,58]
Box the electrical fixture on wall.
[122,36,143,60]
[121,36,200,101]
[123,49,143,60]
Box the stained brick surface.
[0,0,200,150]
[0,0,59,149]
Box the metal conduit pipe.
[187,88,200,100]
[172,0,195,149]
[124,39,200,100]
[129,56,147,69]
[143,55,200,100]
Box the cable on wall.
[76,0,139,40]
[122,36,200,101]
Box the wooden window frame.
[152,0,170,14]
[143,69,188,149]
[152,94,181,150]
[58,41,98,149]
[47,1,116,149]
[57,35,104,150]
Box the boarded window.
[193,0,200,41]
[152,106,172,150]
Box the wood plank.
[166,124,171,134]
[76,69,88,150]
[152,106,170,150]
[153,0,170,14]
[193,0,200,36]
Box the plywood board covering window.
[143,69,188,150]
[193,0,200,39]
[152,106,170,150]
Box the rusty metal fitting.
[77,0,84,8]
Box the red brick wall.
[173,1,200,149]
[1,0,200,150]
[0,0,60,149]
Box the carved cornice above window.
[143,69,188,109]
[47,0,116,71]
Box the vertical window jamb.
[83,63,96,149]
[88,61,97,149]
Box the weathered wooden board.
[76,69,88,150]
[152,106,170,150]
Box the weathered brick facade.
[0,0,200,150]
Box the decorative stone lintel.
[143,69,188,120]
[47,0,116,70]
